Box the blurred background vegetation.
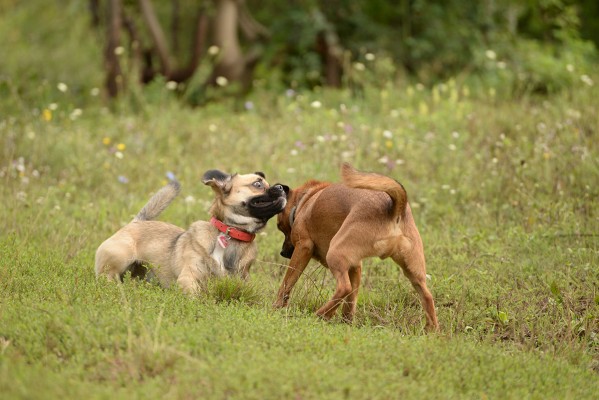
[1,0,597,108]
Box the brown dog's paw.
[272,296,289,309]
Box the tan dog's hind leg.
[274,241,314,308]
[341,263,362,323]
[95,238,135,281]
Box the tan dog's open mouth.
[247,184,287,220]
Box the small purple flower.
[294,140,305,150]
[285,89,296,98]
[117,175,129,184]
[166,171,177,181]
[244,101,254,111]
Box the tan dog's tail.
[341,163,407,220]
[134,180,181,221]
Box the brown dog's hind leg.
[393,254,439,332]
[412,279,438,331]
[341,263,362,323]
[316,252,354,320]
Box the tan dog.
[274,163,438,331]
[95,170,287,294]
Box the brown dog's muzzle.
[280,239,294,259]
[280,246,294,259]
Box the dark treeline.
[92,0,598,101]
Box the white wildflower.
[215,76,228,87]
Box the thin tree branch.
[139,0,172,75]
[237,0,269,41]
[167,8,209,83]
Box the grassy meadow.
[1,2,599,399]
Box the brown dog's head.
[202,170,287,233]
[275,185,295,259]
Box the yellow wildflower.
[385,140,393,149]
[42,109,52,121]
[432,87,440,103]
[102,137,111,146]
[117,143,126,151]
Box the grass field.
[2,80,598,397]
[1,2,599,398]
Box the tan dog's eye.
[252,181,264,189]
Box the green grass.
[2,81,598,397]
[1,1,599,398]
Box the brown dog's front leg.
[273,241,313,308]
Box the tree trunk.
[104,0,123,97]
[317,31,342,87]
[208,0,245,84]
[89,0,101,27]
[171,0,180,54]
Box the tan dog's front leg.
[177,269,201,295]
[177,258,211,296]
[274,241,314,308]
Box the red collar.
[210,217,256,243]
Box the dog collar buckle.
[210,217,256,243]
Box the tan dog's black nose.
[269,184,284,197]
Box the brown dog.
[274,163,438,331]
[95,170,286,294]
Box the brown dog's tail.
[134,180,181,221]
[341,162,407,221]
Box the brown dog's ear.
[202,169,232,195]
[278,184,290,196]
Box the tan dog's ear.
[202,169,232,195]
